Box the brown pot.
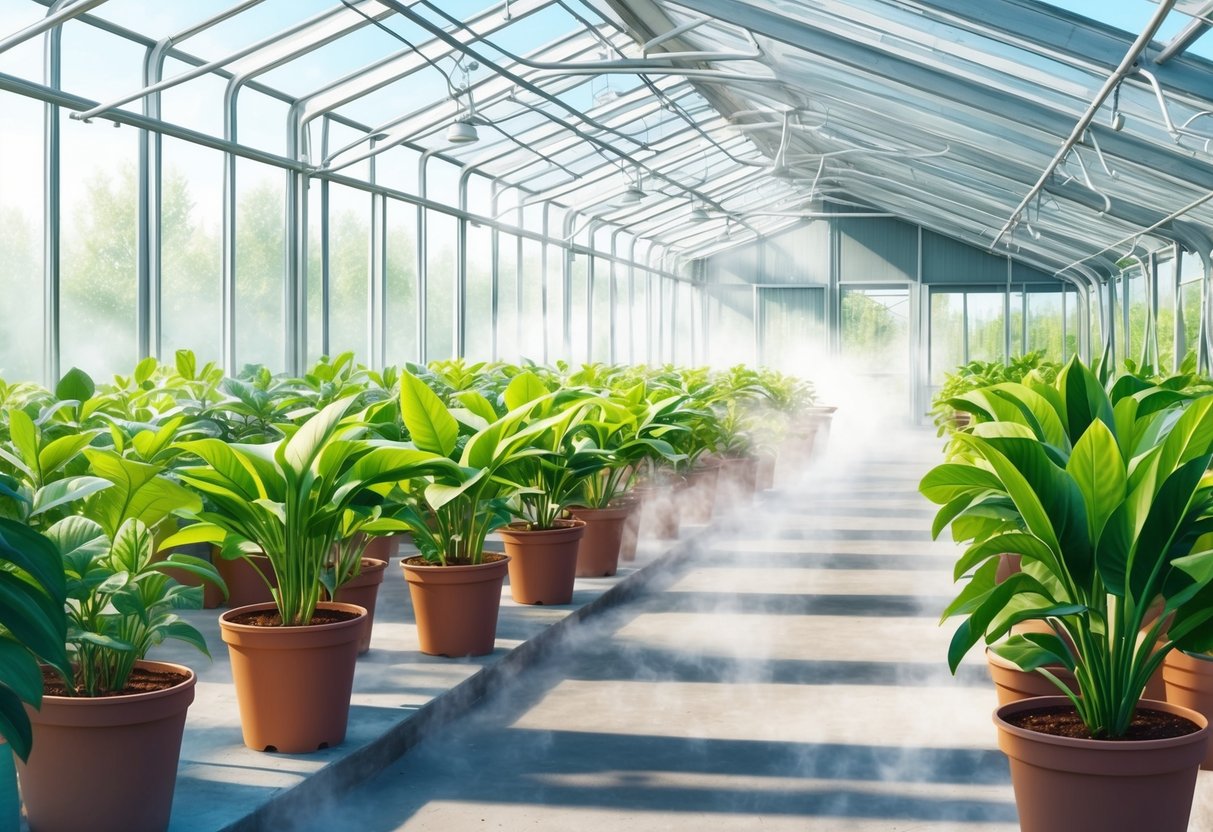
[679,464,720,525]
[17,660,195,832]
[401,555,509,657]
[568,506,630,577]
[987,647,1076,706]
[215,550,277,608]
[362,535,398,562]
[1164,649,1213,770]
[332,557,388,654]
[716,456,756,506]
[499,520,585,605]
[756,452,776,491]
[995,695,1209,832]
[616,496,642,562]
[994,553,1022,583]
[156,541,224,608]
[218,601,366,753]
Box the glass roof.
[7,0,1213,274]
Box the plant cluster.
[0,352,817,701]
[930,351,1060,435]
[923,356,1213,738]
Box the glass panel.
[385,200,418,365]
[966,291,1005,364]
[234,161,284,370]
[545,244,564,363]
[161,138,223,363]
[327,184,371,360]
[0,89,44,381]
[425,210,456,361]
[1126,269,1147,365]
[929,292,963,384]
[496,231,518,362]
[1158,258,1177,371]
[1064,289,1080,359]
[1009,290,1025,357]
[592,256,611,362]
[59,105,138,378]
[1181,280,1202,364]
[306,182,323,364]
[841,287,910,373]
[568,254,588,364]
[465,223,492,361]
[520,239,544,362]
[1026,291,1064,361]
[633,271,649,364]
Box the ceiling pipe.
[991,0,1179,249]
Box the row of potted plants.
[0,352,825,831]
[922,355,1213,831]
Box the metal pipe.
[991,0,1179,248]
[0,0,108,57]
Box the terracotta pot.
[215,550,277,608]
[756,452,776,491]
[17,660,195,832]
[499,520,585,605]
[995,553,1022,584]
[679,464,720,525]
[332,557,388,654]
[219,601,366,753]
[716,456,756,505]
[1164,649,1213,770]
[157,541,224,608]
[0,741,14,832]
[362,535,398,562]
[995,696,1209,832]
[617,496,642,562]
[987,647,1076,706]
[568,506,630,577]
[401,555,509,657]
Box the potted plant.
[5,443,223,832]
[166,396,449,752]
[325,505,410,654]
[570,384,685,575]
[0,519,69,830]
[494,373,603,605]
[922,357,1213,832]
[393,371,541,656]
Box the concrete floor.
[136,415,1213,830]
[281,426,1033,832]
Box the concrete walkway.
[286,427,1036,831]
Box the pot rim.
[994,695,1210,752]
[567,505,632,520]
[219,601,367,631]
[501,518,587,534]
[400,553,511,572]
[37,659,196,705]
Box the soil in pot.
[401,554,509,658]
[330,557,389,654]
[499,520,585,605]
[995,696,1209,832]
[219,601,366,753]
[215,550,277,608]
[568,506,630,577]
[16,661,196,832]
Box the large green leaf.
[0,641,41,706]
[7,409,38,474]
[282,396,353,477]
[987,383,1069,450]
[83,450,202,538]
[30,476,112,518]
[174,439,264,500]
[400,373,458,458]
[0,684,33,761]
[1067,418,1125,544]
[1127,456,1210,602]
[918,464,1003,505]
[504,372,549,411]
[37,431,99,479]
[54,366,95,405]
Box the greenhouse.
[10,0,1213,830]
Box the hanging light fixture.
[446,119,479,144]
[617,167,645,205]
[688,202,711,223]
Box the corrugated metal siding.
[837,216,918,283]
[921,230,1008,284]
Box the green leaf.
[400,372,458,458]
[54,367,95,403]
[8,409,39,474]
[31,476,112,517]
[455,390,500,424]
[160,620,210,657]
[1067,419,1125,544]
[175,349,197,381]
[504,372,548,411]
[37,431,98,478]
[282,397,354,477]
[133,356,159,385]
[919,464,1004,505]
[0,685,33,761]
[0,638,46,709]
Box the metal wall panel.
[837,216,918,283]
